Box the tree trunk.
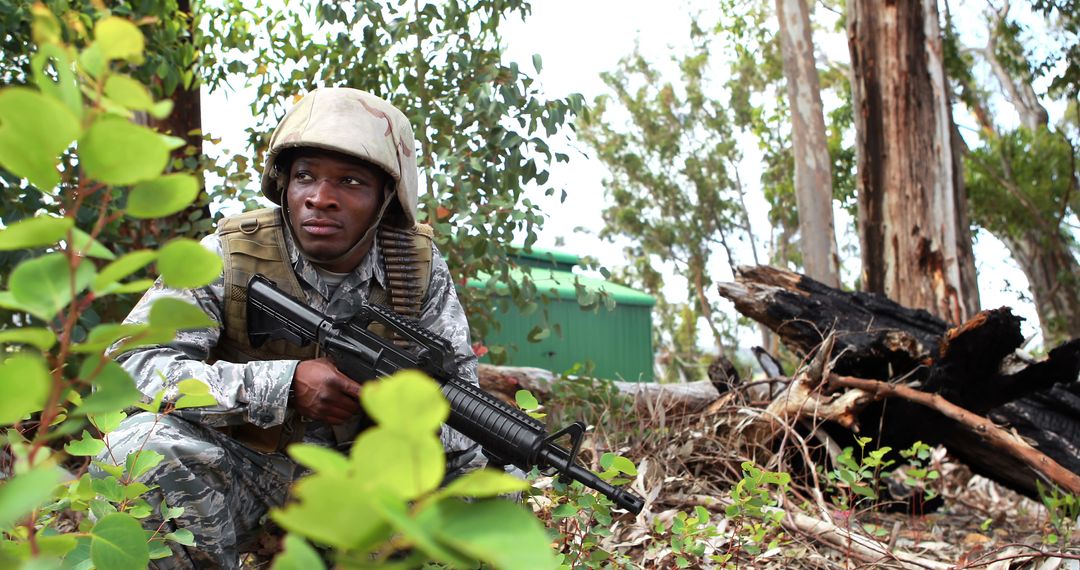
[775,0,840,288]
[950,122,981,319]
[847,0,975,324]
[1002,231,1080,344]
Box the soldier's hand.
[291,358,362,425]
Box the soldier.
[98,88,481,568]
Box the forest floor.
[538,384,1080,569]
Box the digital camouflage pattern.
[98,222,482,568]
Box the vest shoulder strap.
[217,208,312,362]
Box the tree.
[847,0,980,324]
[578,22,761,360]
[718,0,858,287]
[774,0,841,287]
[946,0,1080,345]
[1,1,584,349]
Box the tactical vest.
[211,207,434,452]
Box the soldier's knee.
[97,414,223,473]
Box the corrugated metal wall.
[484,296,654,382]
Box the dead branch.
[828,373,1080,496]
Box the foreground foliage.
[0,9,584,570]
[0,7,224,568]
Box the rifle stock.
[246,274,646,514]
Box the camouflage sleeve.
[420,242,482,460]
[419,242,478,387]
[111,234,297,429]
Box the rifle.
[246,274,646,514]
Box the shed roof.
[468,267,656,307]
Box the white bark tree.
[847,0,980,324]
[774,0,841,288]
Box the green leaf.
[37,533,79,558]
[271,535,327,570]
[92,461,125,480]
[372,494,470,567]
[126,174,200,219]
[599,453,638,476]
[164,528,195,547]
[532,53,543,73]
[70,227,116,260]
[0,353,51,424]
[125,450,164,480]
[61,536,92,568]
[9,253,96,321]
[552,504,579,518]
[0,466,61,528]
[515,389,540,410]
[160,499,184,522]
[65,430,106,456]
[0,87,80,190]
[91,477,124,503]
[79,44,105,79]
[32,43,81,120]
[147,297,216,330]
[173,378,217,409]
[436,468,529,499]
[132,389,165,414]
[76,359,141,415]
[526,325,550,342]
[287,444,348,475]
[0,327,57,350]
[272,473,390,550]
[0,216,73,251]
[350,427,445,500]
[71,323,149,354]
[147,539,172,560]
[90,411,127,434]
[149,99,173,120]
[430,500,558,570]
[104,75,154,111]
[360,370,448,435]
[30,4,61,45]
[90,513,150,570]
[157,238,223,289]
[94,17,145,63]
[79,117,169,185]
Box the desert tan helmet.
[260,88,419,264]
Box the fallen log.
[477,364,721,414]
[718,265,1080,498]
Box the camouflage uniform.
[97,88,482,569]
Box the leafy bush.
[0,16,605,570]
[0,7,225,568]
[272,371,556,569]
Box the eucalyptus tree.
[578,22,760,357]
[774,0,841,287]
[0,0,582,345]
[716,0,857,282]
[847,0,981,324]
[946,0,1080,344]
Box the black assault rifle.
[246,273,646,514]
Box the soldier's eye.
[294,171,313,182]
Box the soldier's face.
[285,149,386,272]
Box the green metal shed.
[467,246,656,381]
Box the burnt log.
[718,265,1080,497]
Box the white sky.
[203,0,1049,350]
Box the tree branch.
[827,373,1080,495]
